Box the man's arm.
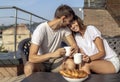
[29,43,52,63]
[29,43,66,63]
[65,34,79,53]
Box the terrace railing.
[0,6,48,58]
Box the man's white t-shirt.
[74,25,117,59]
[31,22,71,55]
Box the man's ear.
[60,16,66,20]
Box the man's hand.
[65,34,79,54]
[71,46,79,53]
[70,46,79,57]
[52,48,66,58]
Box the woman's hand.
[82,55,91,63]
[80,48,91,63]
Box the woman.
[67,15,120,74]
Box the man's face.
[61,15,73,27]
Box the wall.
[84,9,120,37]
[84,0,120,37]
[2,24,30,51]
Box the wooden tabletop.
[22,72,120,82]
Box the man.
[24,4,78,77]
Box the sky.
[0,0,84,25]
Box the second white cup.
[74,53,82,64]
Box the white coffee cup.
[64,46,71,56]
[74,53,82,64]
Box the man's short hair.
[54,4,75,18]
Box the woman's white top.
[74,25,117,59]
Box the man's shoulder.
[35,22,48,30]
[37,21,48,27]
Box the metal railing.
[0,6,49,58]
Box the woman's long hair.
[73,15,85,31]
[71,15,85,36]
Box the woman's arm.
[90,37,106,61]
[82,37,106,63]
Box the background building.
[84,0,120,37]
[2,24,30,51]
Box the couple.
[24,4,120,77]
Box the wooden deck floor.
[0,74,25,82]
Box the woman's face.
[70,20,80,32]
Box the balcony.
[0,6,48,58]
[0,6,48,79]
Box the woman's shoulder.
[86,24,101,33]
[86,25,102,39]
[86,25,100,32]
[86,25,97,30]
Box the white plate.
[63,75,88,82]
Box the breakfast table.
[22,72,120,82]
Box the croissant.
[59,69,88,78]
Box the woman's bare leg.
[89,60,116,74]
[81,60,116,74]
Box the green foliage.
[0,44,8,53]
